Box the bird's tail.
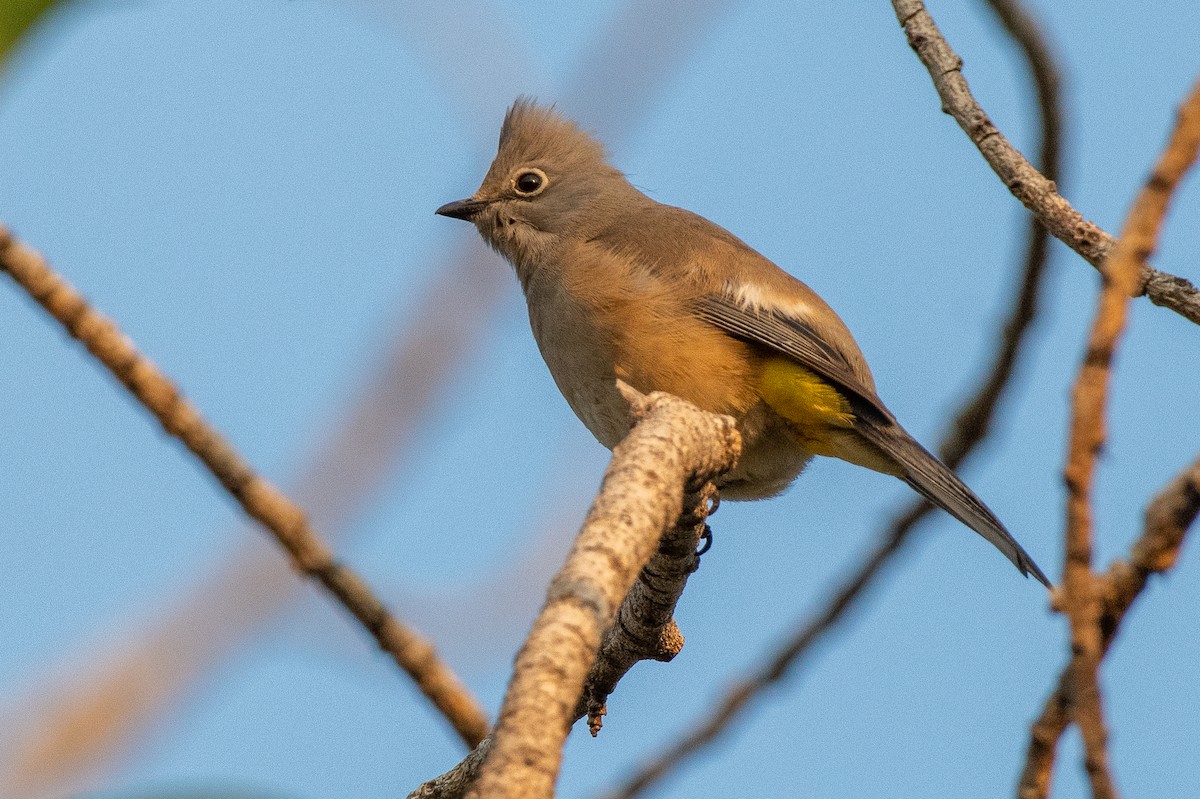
[853,415,1051,587]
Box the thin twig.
[890,0,1200,326]
[1022,75,1200,799]
[941,0,1062,469]
[1019,454,1200,799]
[0,224,490,749]
[601,1,1065,793]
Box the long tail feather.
[854,416,1051,587]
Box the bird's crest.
[497,97,608,172]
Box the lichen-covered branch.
[409,481,720,799]
[890,0,1200,326]
[0,224,489,749]
[409,388,739,799]
[578,481,719,734]
[464,387,739,799]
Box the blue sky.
[1,2,1198,798]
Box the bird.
[436,98,1049,587]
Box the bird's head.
[437,98,635,271]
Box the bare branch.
[1021,75,1200,799]
[890,0,1200,325]
[1113,458,1200,603]
[601,1,1066,793]
[1020,454,1200,799]
[0,225,490,749]
[410,479,721,799]
[941,0,1062,469]
[578,482,720,733]
[463,387,739,799]
[408,388,740,799]
[409,739,495,799]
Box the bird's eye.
[513,169,547,196]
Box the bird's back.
[584,198,879,393]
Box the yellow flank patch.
[759,357,855,444]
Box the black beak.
[435,197,490,221]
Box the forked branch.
[890,0,1200,325]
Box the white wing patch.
[726,281,813,322]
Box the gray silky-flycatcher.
[437,98,1048,586]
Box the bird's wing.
[694,290,1051,587]
[693,292,894,422]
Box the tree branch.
[1019,453,1200,799]
[940,0,1062,468]
[890,0,1200,326]
[578,481,720,734]
[463,386,739,799]
[599,1,1065,793]
[409,387,740,799]
[1020,75,1200,799]
[409,486,719,799]
[0,224,490,749]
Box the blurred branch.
[1104,458,1200,632]
[938,0,1061,468]
[410,387,741,799]
[601,1,1066,794]
[0,3,739,792]
[890,0,1200,326]
[600,509,913,799]
[0,225,490,748]
[1021,74,1200,799]
[0,0,58,65]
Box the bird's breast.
[522,264,760,450]
[521,268,821,501]
[524,280,631,448]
